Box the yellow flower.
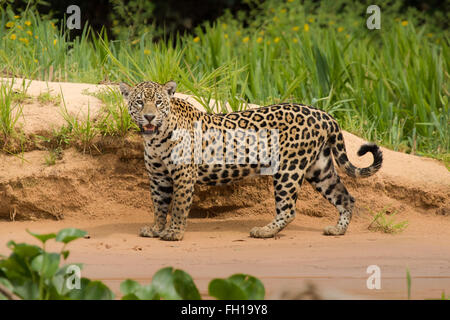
[337,27,344,32]
[53,39,57,45]
[266,40,271,45]
[26,30,32,36]
[236,31,241,36]
[401,20,408,26]
[256,37,263,43]
[34,59,38,63]
[304,23,310,32]
[224,34,228,39]
[287,0,294,2]
[345,34,350,39]
[259,30,265,35]
[292,38,298,43]
[10,34,16,40]
[274,37,280,43]
[35,35,38,39]
[17,25,23,30]
[14,15,20,19]
[242,36,249,43]
[144,49,150,55]
[19,37,29,44]
[193,36,200,43]
[131,39,139,45]
[6,21,14,28]
[25,20,31,26]
[292,26,299,31]
[222,23,227,29]
[308,17,314,23]
[280,9,287,14]
[426,33,433,38]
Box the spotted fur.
[120,81,383,241]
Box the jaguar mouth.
[140,123,158,134]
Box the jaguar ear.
[163,80,177,97]
[119,82,132,100]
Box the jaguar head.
[119,80,177,135]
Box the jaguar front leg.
[159,167,196,241]
[140,175,173,238]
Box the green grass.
[37,90,60,105]
[59,91,98,153]
[85,87,138,137]
[43,147,62,166]
[0,80,23,143]
[0,1,448,158]
[368,207,409,234]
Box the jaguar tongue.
[144,124,156,132]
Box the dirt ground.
[0,78,449,299]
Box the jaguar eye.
[155,100,162,106]
[136,99,144,106]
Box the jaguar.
[119,80,383,241]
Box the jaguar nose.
[144,114,155,123]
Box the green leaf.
[135,284,159,300]
[0,278,14,300]
[121,293,139,300]
[61,250,70,260]
[173,269,201,300]
[151,267,181,300]
[55,228,88,244]
[228,274,265,300]
[26,230,56,244]
[209,279,247,300]
[149,267,201,300]
[31,253,61,278]
[12,279,40,300]
[67,278,114,300]
[120,279,141,296]
[7,241,42,259]
[209,274,265,300]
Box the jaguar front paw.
[139,225,162,238]
[159,229,184,241]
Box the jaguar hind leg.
[250,168,304,238]
[305,146,355,235]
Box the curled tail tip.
[356,142,383,176]
[357,143,381,157]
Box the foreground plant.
[0,228,265,300]
[368,207,408,234]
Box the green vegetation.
[0,228,265,300]
[87,87,138,137]
[0,80,23,147]
[368,207,409,234]
[37,90,60,105]
[0,0,448,159]
[405,269,449,300]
